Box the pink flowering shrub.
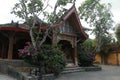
[18,42,65,75]
[18,42,38,65]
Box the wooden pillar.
[1,43,4,58]
[7,35,14,59]
[74,46,78,66]
[0,41,1,58]
[0,47,1,58]
[0,40,4,58]
[74,37,78,66]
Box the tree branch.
[38,27,51,48]
[37,0,50,16]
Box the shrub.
[18,43,65,75]
[78,51,95,67]
[78,39,95,67]
[39,45,65,75]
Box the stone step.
[62,67,84,74]
[62,66,102,74]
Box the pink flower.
[23,46,28,51]
[27,52,30,56]
[32,48,37,51]
[18,49,24,57]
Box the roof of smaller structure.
[0,23,28,32]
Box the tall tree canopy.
[115,24,120,44]
[11,0,76,48]
[78,0,113,53]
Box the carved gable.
[60,21,74,34]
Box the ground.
[0,73,16,80]
[55,65,120,80]
[0,65,120,80]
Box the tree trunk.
[29,28,36,48]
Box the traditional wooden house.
[0,6,88,66]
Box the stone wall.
[8,66,54,80]
[0,59,55,80]
[0,59,30,73]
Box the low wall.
[0,59,102,80]
[0,59,55,80]
[95,52,120,65]
[107,53,116,65]
[0,59,30,73]
[95,54,101,64]
[8,66,54,80]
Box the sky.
[101,0,120,25]
[0,0,120,24]
[0,0,120,38]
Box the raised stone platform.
[0,59,54,80]
[0,59,102,80]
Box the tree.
[79,39,95,53]
[11,0,76,49]
[114,24,120,65]
[11,0,76,77]
[98,35,113,64]
[115,24,120,44]
[78,0,113,53]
